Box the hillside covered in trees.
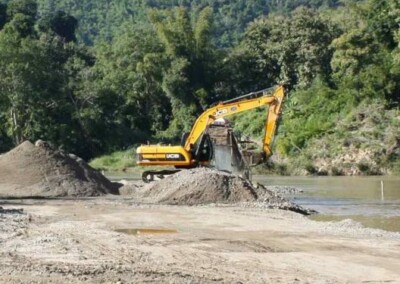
[36,0,341,46]
[0,0,399,175]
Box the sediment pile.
[122,168,314,215]
[130,168,257,205]
[0,141,119,198]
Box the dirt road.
[1,197,400,283]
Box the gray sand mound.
[0,141,118,198]
[122,168,314,215]
[132,168,257,205]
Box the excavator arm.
[136,85,285,182]
[184,85,285,157]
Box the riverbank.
[89,100,400,177]
[89,147,400,177]
[1,198,400,283]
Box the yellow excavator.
[136,85,285,182]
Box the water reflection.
[255,176,400,232]
[115,228,177,235]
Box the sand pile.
[128,168,257,205]
[122,168,314,215]
[0,141,119,198]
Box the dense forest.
[34,0,341,46]
[0,0,399,175]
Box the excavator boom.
[184,85,285,155]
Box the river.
[256,176,400,232]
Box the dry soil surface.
[1,197,400,284]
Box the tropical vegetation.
[0,0,399,174]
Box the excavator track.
[142,170,181,183]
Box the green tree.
[0,0,98,158]
[0,31,66,144]
[38,10,78,42]
[4,0,37,38]
[238,7,337,90]
[85,23,171,151]
[331,0,400,103]
[6,0,37,20]
[150,7,223,138]
[0,3,7,29]
[366,0,400,49]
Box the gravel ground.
[1,198,399,283]
[1,142,399,283]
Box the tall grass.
[89,148,136,171]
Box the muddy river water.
[256,176,400,232]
